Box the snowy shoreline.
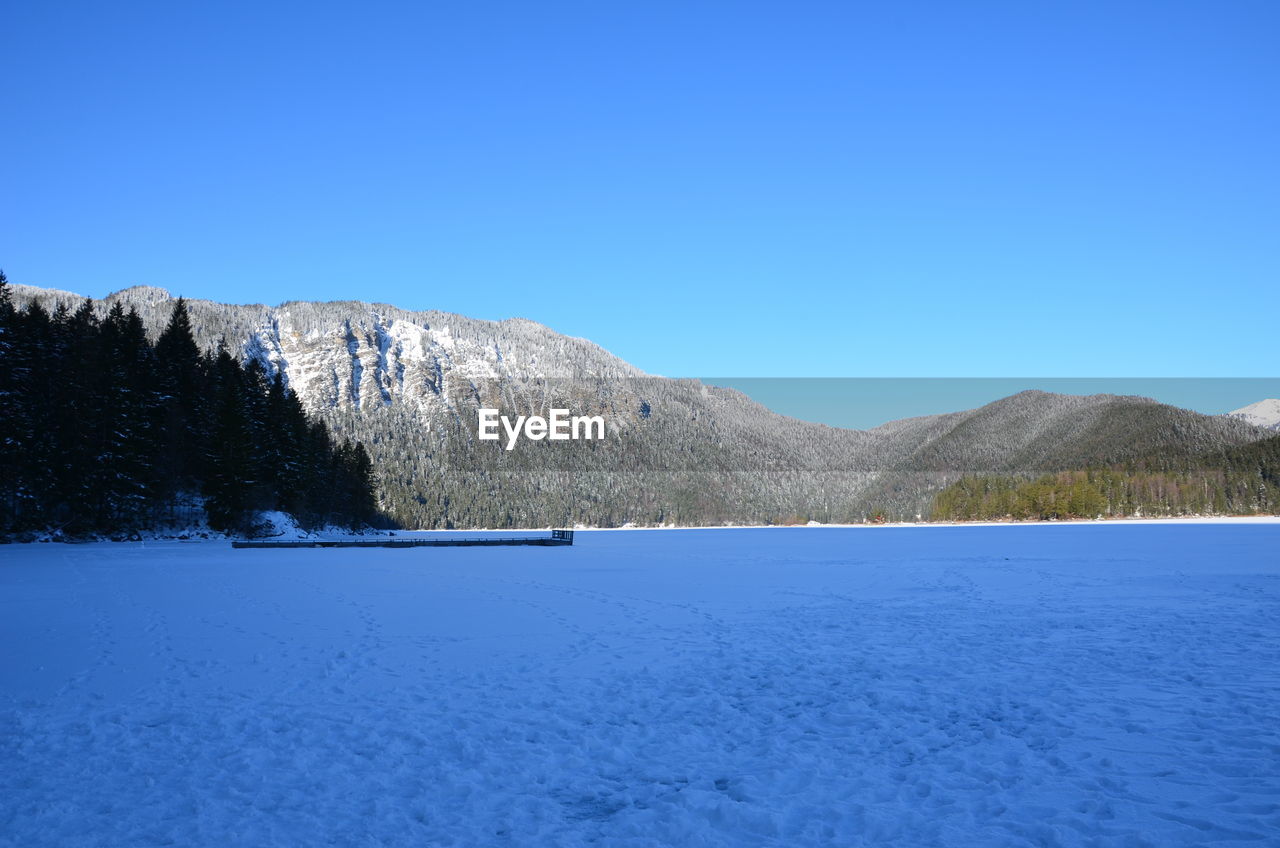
[6,513,1279,544]
[574,514,1280,531]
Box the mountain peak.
[106,285,174,305]
[1227,399,1280,431]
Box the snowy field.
[2,526,1279,847]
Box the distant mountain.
[1227,399,1280,432]
[11,283,1274,526]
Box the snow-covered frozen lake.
[3,525,1279,846]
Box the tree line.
[0,272,386,538]
[931,434,1280,521]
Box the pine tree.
[155,298,209,500]
[240,358,275,510]
[0,271,20,530]
[342,441,381,527]
[203,349,258,532]
[265,372,311,518]
[92,304,160,529]
[19,301,66,530]
[302,420,338,526]
[51,301,107,532]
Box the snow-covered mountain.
[12,283,643,415]
[10,284,1274,527]
[1226,399,1280,432]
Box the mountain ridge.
[11,283,1271,527]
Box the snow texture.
[1227,398,1280,431]
[2,525,1279,846]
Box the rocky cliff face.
[15,283,641,408]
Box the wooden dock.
[232,530,574,549]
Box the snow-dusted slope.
[1227,399,1280,431]
[11,283,644,417]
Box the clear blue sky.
[3,1,1277,378]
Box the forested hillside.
[0,274,384,538]
[931,435,1280,521]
